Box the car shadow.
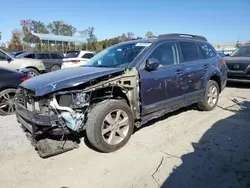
[161,101,250,188]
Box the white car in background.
[61,50,95,69]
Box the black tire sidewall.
[86,100,134,152]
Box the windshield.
[85,42,152,68]
[231,46,250,57]
[64,51,80,58]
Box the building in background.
[212,41,247,54]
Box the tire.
[51,64,61,72]
[0,88,16,116]
[197,80,219,111]
[28,68,40,77]
[86,99,134,152]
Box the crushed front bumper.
[15,103,79,158]
[16,104,66,138]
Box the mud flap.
[36,139,79,158]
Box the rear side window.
[199,43,216,59]
[179,41,200,62]
[82,53,94,59]
[51,53,63,59]
[36,53,50,59]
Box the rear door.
[139,42,185,115]
[51,53,63,64]
[178,41,207,103]
[35,53,52,72]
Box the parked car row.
[0,49,46,76]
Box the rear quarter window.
[179,41,200,62]
[199,43,216,59]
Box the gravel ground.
[0,85,250,188]
[0,115,30,152]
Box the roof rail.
[158,33,207,42]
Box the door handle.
[203,64,210,69]
[175,69,184,76]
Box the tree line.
[5,19,156,52]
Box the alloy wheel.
[101,109,129,145]
[0,90,16,115]
[207,85,218,107]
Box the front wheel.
[198,80,219,111]
[28,68,40,77]
[86,99,134,152]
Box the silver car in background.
[0,49,46,77]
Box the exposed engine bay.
[15,68,140,158]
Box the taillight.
[221,58,226,65]
[20,75,31,81]
[71,60,80,63]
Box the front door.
[139,42,185,115]
[0,50,16,70]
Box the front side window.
[148,42,177,67]
[0,51,7,60]
[231,46,250,57]
[85,42,151,68]
[199,43,216,59]
[179,41,200,62]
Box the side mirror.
[145,58,159,71]
[7,56,12,62]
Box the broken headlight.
[55,91,90,109]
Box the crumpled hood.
[20,67,125,96]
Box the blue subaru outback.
[15,33,228,157]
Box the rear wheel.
[198,80,219,111]
[86,99,134,152]
[51,64,61,71]
[28,68,40,77]
[0,89,16,116]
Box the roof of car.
[117,37,207,46]
[116,34,208,46]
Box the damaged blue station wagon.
[15,34,228,158]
